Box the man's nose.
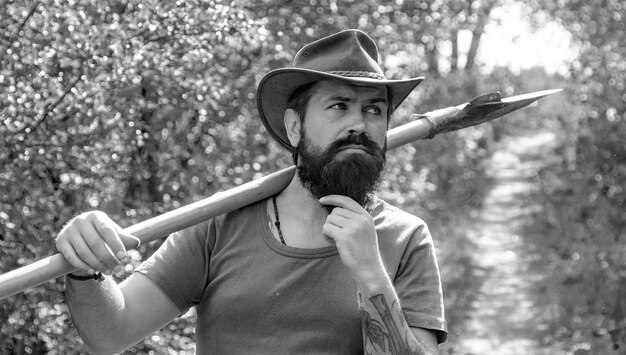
[346,110,366,135]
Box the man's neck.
[271,173,333,248]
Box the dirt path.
[442,132,563,355]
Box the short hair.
[287,81,319,123]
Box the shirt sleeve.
[135,220,213,314]
[394,221,448,344]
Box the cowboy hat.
[256,29,425,150]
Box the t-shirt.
[136,197,447,354]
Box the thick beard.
[296,132,386,213]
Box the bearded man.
[56,29,448,354]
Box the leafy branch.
[15,1,41,38]
[25,75,83,133]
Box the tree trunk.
[465,1,496,71]
[426,42,439,75]
[140,74,161,203]
[125,73,161,206]
[451,29,459,72]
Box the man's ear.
[284,109,302,147]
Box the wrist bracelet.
[67,272,104,282]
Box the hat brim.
[257,68,425,150]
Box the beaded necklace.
[272,195,286,245]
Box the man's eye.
[366,106,383,115]
[329,103,348,110]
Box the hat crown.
[292,30,386,79]
[256,29,424,150]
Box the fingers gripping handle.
[0,227,140,300]
[120,228,142,249]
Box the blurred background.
[0,0,623,354]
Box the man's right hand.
[57,212,179,354]
[55,211,140,276]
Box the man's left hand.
[319,195,387,286]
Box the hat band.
[327,70,387,80]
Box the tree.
[522,0,626,352]
[1,0,272,352]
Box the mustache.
[327,133,383,156]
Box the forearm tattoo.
[360,293,427,355]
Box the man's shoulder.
[216,199,267,219]
[213,198,265,226]
[371,197,427,227]
[372,197,434,260]
[176,199,263,239]
[181,199,265,250]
